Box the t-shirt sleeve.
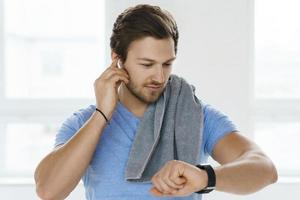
[54,105,95,148]
[202,104,238,156]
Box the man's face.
[122,36,176,104]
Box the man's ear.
[111,50,119,61]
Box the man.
[34,4,277,200]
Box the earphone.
[117,59,122,68]
[117,59,129,85]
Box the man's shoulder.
[67,104,96,126]
[77,104,96,116]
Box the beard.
[125,80,166,104]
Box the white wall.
[105,0,254,136]
[0,0,298,199]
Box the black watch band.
[195,164,216,194]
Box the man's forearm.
[34,111,107,200]
[214,150,278,194]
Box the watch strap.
[195,164,216,194]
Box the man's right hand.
[93,59,130,120]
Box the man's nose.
[152,66,165,84]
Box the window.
[0,0,105,178]
[254,0,300,176]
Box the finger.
[164,177,185,189]
[117,68,130,79]
[152,174,169,194]
[169,184,191,197]
[150,187,179,198]
[109,74,129,86]
[101,59,118,76]
[151,177,164,194]
[162,166,186,189]
[151,188,173,197]
[150,187,164,196]
[160,169,185,190]
[157,178,177,194]
[119,67,130,77]
[170,175,187,185]
[110,58,119,68]
[113,59,130,77]
[105,69,129,80]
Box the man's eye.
[163,63,172,67]
[141,64,153,67]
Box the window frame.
[253,0,300,177]
[0,0,100,178]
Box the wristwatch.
[195,164,216,194]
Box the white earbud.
[117,59,122,68]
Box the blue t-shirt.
[55,101,237,200]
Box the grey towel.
[125,74,204,183]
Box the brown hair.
[110,4,179,62]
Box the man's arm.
[212,131,278,194]
[150,131,277,197]
[34,111,107,200]
[34,58,130,200]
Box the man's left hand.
[150,160,208,197]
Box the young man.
[34,4,277,200]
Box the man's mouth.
[146,85,162,91]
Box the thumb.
[173,176,187,185]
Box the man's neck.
[118,84,148,118]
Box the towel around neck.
[125,74,204,183]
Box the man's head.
[110,4,178,62]
[110,4,178,104]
